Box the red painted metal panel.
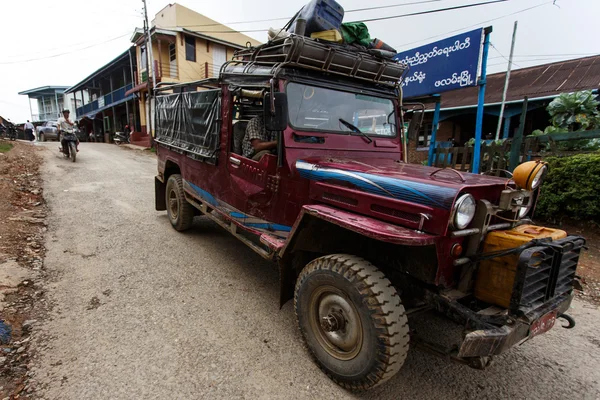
[290,204,439,246]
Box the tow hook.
[558,313,575,329]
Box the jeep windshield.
[286,82,397,137]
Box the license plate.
[530,310,557,338]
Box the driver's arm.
[250,138,277,152]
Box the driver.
[242,114,277,161]
[57,109,78,153]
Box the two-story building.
[18,86,85,122]
[64,47,139,142]
[126,3,262,137]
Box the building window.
[418,123,432,147]
[169,43,176,62]
[42,97,53,115]
[185,36,196,62]
[140,45,147,70]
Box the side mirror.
[406,110,423,141]
[264,93,288,131]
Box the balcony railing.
[32,112,61,122]
[139,60,179,84]
[137,61,224,85]
[76,82,134,117]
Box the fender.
[277,204,440,306]
[280,204,439,259]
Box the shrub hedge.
[536,152,600,223]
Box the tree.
[531,90,600,151]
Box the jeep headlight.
[452,194,476,229]
[513,161,548,191]
[514,194,532,218]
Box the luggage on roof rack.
[230,35,406,87]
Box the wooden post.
[509,96,528,171]
[158,39,163,80]
[502,115,511,139]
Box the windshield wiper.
[339,118,373,143]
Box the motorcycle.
[59,128,79,162]
[2,122,17,141]
[113,130,130,145]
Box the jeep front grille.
[511,236,585,314]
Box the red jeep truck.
[154,36,584,390]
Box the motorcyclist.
[57,109,79,154]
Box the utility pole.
[495,21,518,140]
[142,0,155,144]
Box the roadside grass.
[0,142,13,153]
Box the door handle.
[229,157,241,166]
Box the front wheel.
[69,142,76,162]
[294,254,409,391]
[165,174,194,231]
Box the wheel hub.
[310,288,363,360]
[168,190,179,219]
[321,312,345,332]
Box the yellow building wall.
[153,3,262,47]
[134,2,263,133]
[135,34,239,85]
[139,93,147,128]
[154,39,180,84]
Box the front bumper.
[428,235,585,361]
[458,292,573,358]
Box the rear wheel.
[69,142,76,162]
[165,174,194,231]
[294,254,409,391]
[39,133,45,142]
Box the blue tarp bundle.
[0,320,11,344]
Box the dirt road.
[31,142,600,399]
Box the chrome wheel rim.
[309,285,362,360]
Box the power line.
[165,0,517,34]
[393,0,553,49]
[490,42,522,68]
[3,32,132,61]
[350,0,512,23]
[169,0,450,28]
[0,33,131,65]
[487,56,579,68]
[489,52,599,60]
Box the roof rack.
[225,35,406,87]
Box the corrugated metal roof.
[18,86,69,96]
[65,49,133,94]
[432,55,600,109]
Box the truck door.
[227,141,279,220]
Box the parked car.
[36,121,59,141]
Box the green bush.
[536,152,600,223]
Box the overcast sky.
[1,0,598,122]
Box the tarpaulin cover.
[340,22,371,47]
[156,90,221,161]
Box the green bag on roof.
[340,22,372,47]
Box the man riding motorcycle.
[57,109,79,154]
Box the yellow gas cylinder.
[474,225,566,308]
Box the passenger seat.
[232,120,248,155]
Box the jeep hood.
[295,157,508,210]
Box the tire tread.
[294,254,409,391]
[166,174,194,231]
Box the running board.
[183,192,276,261]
